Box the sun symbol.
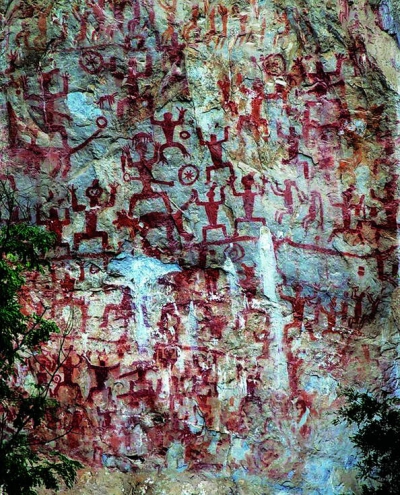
[178,164,199,185]
[184,169,194,180]
[79,50,104,74]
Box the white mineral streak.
[106,254,181,353]
[188,300,198,346]
[223,254,240,294]
[259,226,278,302]
[259,226,289,390]
[223,254,242,316]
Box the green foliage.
[335,388,400,494]
[0,182,82,494]
[2,441,82,495]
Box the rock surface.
[0,0,399,493]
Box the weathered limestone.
[0,0,399,492]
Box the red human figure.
[115,190,194,248]
[279,125,311,179]
[111,0,130,30]
[305,53,346,97]
[72,5,90,44]
[253,53,289,101]
[228,174,265,232]
[278,283,316,340]
[121,140,174,216]
[117,362,158,410]
[157,32,188,95]
[217,75,238,115]
[49,262,88,332]
[302,191,324,231]
[15,21,32,49]
[362,291,383,326]
[7,98,106,179]
[28,351,56,388]
[53,346,84,403]
[124,1,147,50]
[198,304,227,341]
[100,286,136,329]
[349,287,368,329]
[83,352,120,404]
[196,125,233,182]
[370,175,399,232]
[328,185,365,242]
[32,3,53,48]
[150,108,190,162]
[319,297,338,335]
[234,11,254,46]
[215,4,229,45]
[205,4,229,46]
[272,11,290,45]
[142,0,155,26]
[158,0,177,16]
[182,4,201,40]
[218,4,229,37]
[160,11,176,44]
[287,57,307,90]
[157,303,182,344]
[191,353,218,427]
[237,78,269,142]
[340,290,349,314]
[96,403,118,429]
[122,139,169,185]
[64,408,93,451]
[69,180,118,251]
[154,343,180,368]
[126,0,141,33]
[117,55,153,118]
[277,284,316,396]
[372,248,396,285]
[21,69,72,140]
[158,31,186,72]
[51,12,69,47]
[269,179,307,223]
[239,263,259,301]
[192,183,227,242]
[157,270,202,343]
[36,200,71,253]
[338,0,350,23]
[347,35,372,76]
[87,0,106,35]
[277,123,299,164]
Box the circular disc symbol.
[178,164,199,186]
[180,130,191,140]
[224,243,245,262]
[262,54,286,76]
[79,50,104,74]
[96,116,108,128]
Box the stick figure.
[196,126,234,182]
[151,108,190,162]
[69,180,117,251]
[228,174,265,232]
[192,183,227,242]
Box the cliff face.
[1,0,399,493]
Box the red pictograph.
[151,108,190,162]
[69,180,118,251]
